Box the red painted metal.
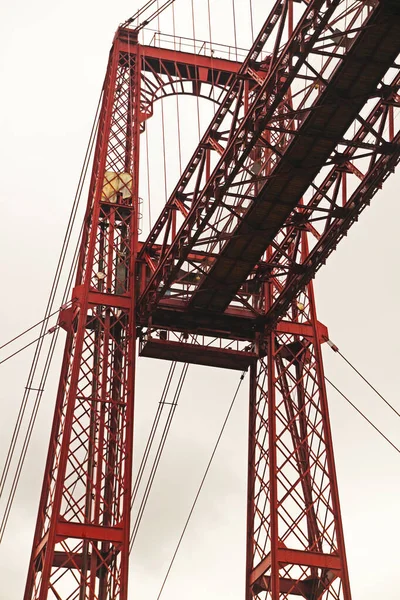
[23,27,241,600]
[23,31,142,600]
[24,1,400,599]
[137,0,400,324]
[246,236,351,599]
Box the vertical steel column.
[246,238,351,599]
[24,29,141,600]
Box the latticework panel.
[24,25,245,600]
[247,278,350,599]
[24,31,140,600]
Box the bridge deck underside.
[189,4,400,313]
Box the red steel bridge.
[5,0,400,598]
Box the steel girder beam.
[136,70,400,338]
[136,0,400,321]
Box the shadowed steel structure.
[23,0,400,599]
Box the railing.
[147,30,249,62]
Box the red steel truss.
[24,1,400,599]
[137,0,400,322]
[23,29,242,600]
[23,35,142,600]
[246,235,351,599]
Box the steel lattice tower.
[24,1,400,598]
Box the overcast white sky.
[0,1,399,599]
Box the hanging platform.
[139,337,258,371]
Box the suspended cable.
[207,0,213,49]
[145,125,152,232]
[206,0,219,118]
[0,305,67,352]
[325,376,400,455]
[0,328,58,500]
[122,0,175,31]
[0,87,101,541]
[130,367,186,548]
[249,0,254,42]
[157,0,168,204]
[172,1,176,48]
[130,361,179,509]
[0,326,58,367]
[129,363,189,552]
[42,90,101,324]
[155,371,246,600]
[0,329,62,543]
[160,95,169,204]
[232,0,238,59]
[190,0,201,141]
[326,338,400,419]
[0,230,80,503]
[157,0,161,32]
[172,3,183,177]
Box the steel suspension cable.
[145,124,152,232]
[0,238,83,539]
[326,338,400,419]
[0,301,72,500]
[249,0,254,42]
[156,0,169,205]
[0,327,58,368]
[0,91,101,540]
[172,3,183,176]
[232,0,238,60]
[130,363,189,552]
[160,97,169,204]
[190,0,201,141]
[325,376,400,455]
[0,328,62,542]
[0,306,65,352]
[0,220,83,505]
[207,0,216,114]
[155,371,246,600]
[130,361,179,510]
[122,0,176,30]
[38,90,101,330]
[0,315,59,499]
